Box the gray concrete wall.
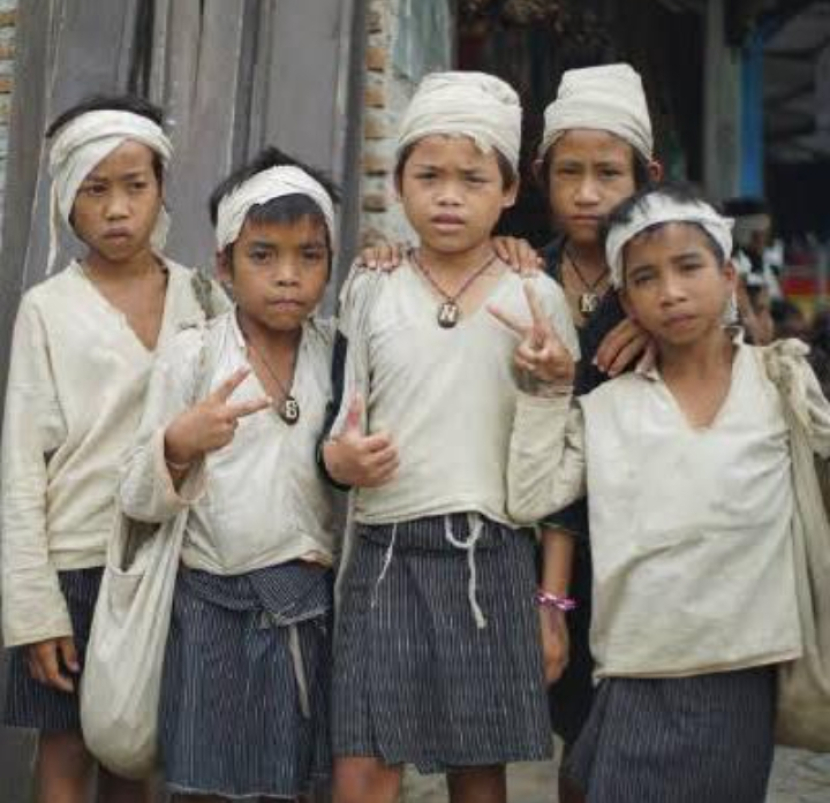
[0,5,35,800]
[0,2,364,799]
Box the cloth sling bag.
[80,272,219,779]
[761,339,830,752]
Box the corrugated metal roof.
[765,0,830,162]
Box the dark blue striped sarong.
[3,567,103,732]
[566,667,776,803]
[159,561,333,799]
[333,514,553,774]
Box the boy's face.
[398,135,517,256]
[621,222,737,348]
[220,215,329,333]
[546,130,638,248]
[71,140,162,264]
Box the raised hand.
[27,636,79,693]
[492,236,543,275]
[164,368,272,467]
[323,394,399,488]
[489,282,575,390]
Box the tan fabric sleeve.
[1,297,72,646]
[507,390,587,525]
[119,329,207,524]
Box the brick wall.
[361,0,414,246]
[0,0,16,233]
[360,0,452,246]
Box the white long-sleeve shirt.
[1,260,229,647]
[508,338,813,679]
[337,259,579,526]
[119,311,336,576]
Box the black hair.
[46,94,166,186]
[393,140,518,191]
[601,182,728,284]
[536,136,652,202]
[209,146,340,272]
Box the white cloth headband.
[215,165,336,252]
[605,194,734,288]
[396,71,522,170]
[539,63,653,162]
[47,109,173,274]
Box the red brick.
[364,115,387,140]
[363,154,389,176]
[363,192,388,212]
[366,46,387,72]
[365,84,386,108]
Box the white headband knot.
[605,194,734,288]
[539,63,653,162]
[215,165,336,252]
[396,71,522,171]
[47,109,173,274]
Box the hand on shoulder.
[356,236,542,276]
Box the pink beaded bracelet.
[535,589,577,612]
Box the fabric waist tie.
[289,624,311,719]
[444,513,487,629]
[258,612,311,719]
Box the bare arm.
[537,526,575,684]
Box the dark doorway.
[455,1,704,247]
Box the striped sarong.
[566,667,776,803]
[159,561,333,799]
[3,567,102,732]
[332,513,552,774]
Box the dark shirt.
[541,239,628,745]
[540,240,626,537]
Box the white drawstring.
[371,523,398,608]
[444,513,487,629]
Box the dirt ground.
[400,744,830,803]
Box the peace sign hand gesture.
[164,368,272,468]
[489,282,576,393]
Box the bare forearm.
[540,527,575,596]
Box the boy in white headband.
[527,62,663,803]
[505,182,826,802]
[119,146,338,800]
[321,71,578,803]
[1,95,228,803]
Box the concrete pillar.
[703,0,743,202]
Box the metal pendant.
[579,292,599,315]
[437,300,460,328]
[279,395,301,425]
